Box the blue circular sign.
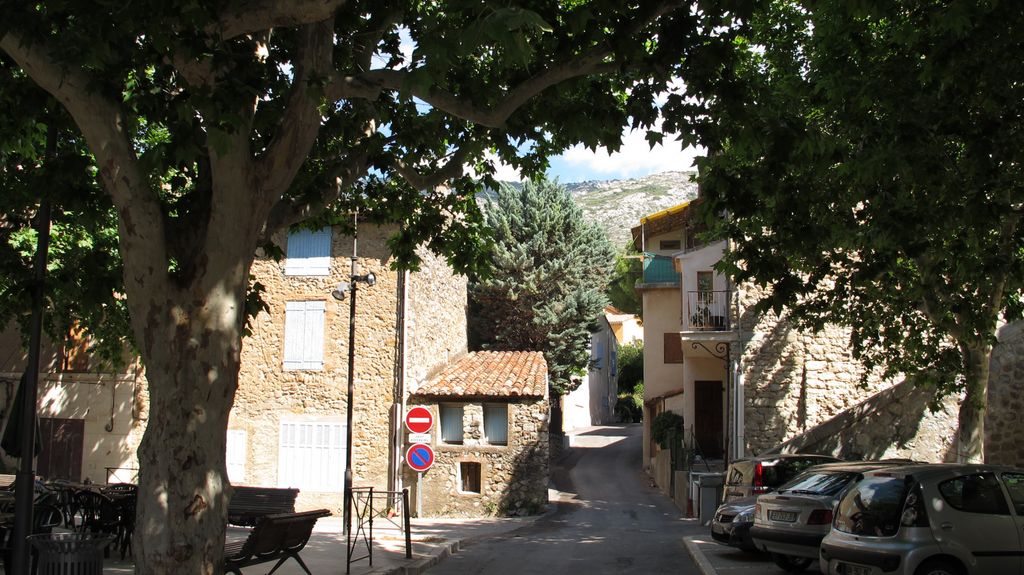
[406,443,434,472]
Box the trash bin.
[695,472,725,526]
[27,533,114,575]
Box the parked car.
[711,453,839,553]
[820,463,1024,575]
[748,460,918,572]
[722,454,840,503]
[711,496,759,552]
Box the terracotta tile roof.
[414,351,548,399]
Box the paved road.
[427,424,704,574]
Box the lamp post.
[332,221,375,534]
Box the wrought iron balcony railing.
[685,291,730,331]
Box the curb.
[683,536,717,575]
[365,538,460,575]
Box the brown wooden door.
[694,381,723,458]
[38,418,84,481]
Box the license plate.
[839,563,871,575]
[768,509,798,522]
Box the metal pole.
[403,488,412,559]
[11,124,55,575]
[344,216,358,536]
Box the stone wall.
[765,378,960,461]
[407,398,549,517]
[986,321,1024,466]
[235,224,467,513]
[736,284,890,455]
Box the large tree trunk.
[956,342,991,463]
[131,286,248,574]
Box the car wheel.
[770,553,812,572]
[914,558,965,575]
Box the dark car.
[722,454,840,503]
[711,496,758,552]
[710,454,840,553]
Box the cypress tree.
[470,179,616,397]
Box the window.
[278,420,346,491]
[659,239,681,250]
[663,333,683,364]
[939,473,1010,515]
[283,301,325,370]
[483,405,508,446]
[1002,473,1024,516]
[592,340,605,370]
[697,271,714,302]
[226,429,247,483]
[285,227,331,276]
[440,405,464,444]
[460,462,481,493]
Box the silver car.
[748,461,914,572]
[820,463,1024,575]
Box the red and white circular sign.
[405,407,434,434]
[406,443,435,472]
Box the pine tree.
[470,179,615,397]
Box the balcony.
[686,291,730,331]
[642,255,679,285]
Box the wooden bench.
[223,509,330,575]
[228,487,299,527]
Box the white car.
[820,463,1024,575]
[748,461,914,572]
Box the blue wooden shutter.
[285,227,331,275]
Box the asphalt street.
[426,424,705,574]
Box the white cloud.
[467,152,523,183]
[558,122,704,179]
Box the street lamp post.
[332,220,375,534]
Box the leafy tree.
[668,0,1024,462]
[0,2,748,571]
[615,341,643,422]
[470,179,616,396]
[606,243,643,316]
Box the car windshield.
[779,471,857,496]
[834,476,910,537]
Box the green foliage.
[669,0,1024,408]
[606,243,642,316]
[616,341,643,395]
[651,410,683,449]
[614,383,643,424]
[470,179,616,396]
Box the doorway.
[694,381,723,458]
[38,418,84,481]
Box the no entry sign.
[405,407,434,434]
[406,443,435,472]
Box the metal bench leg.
[266,552,313,575]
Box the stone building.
[231,223,468,513]
[632,199,959,493]
[408,351,549,517]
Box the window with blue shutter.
[285,227,331,275]
[440,405,464,444]
[483,405,508,445]
[283,301,325,370]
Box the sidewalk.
[101,514,540,575]
[683,533,819,575]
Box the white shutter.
[484,405,508,445]
[283,301,325,370]
[440,405,464,444]
[285,228,331,276]
[278,420,346,491]
[226,429,247,483]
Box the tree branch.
[0,31,170,292]
[216,0,348,40]
[394,147,469,191]
[256,20,334,201]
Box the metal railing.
[685,291,730,331]
[347,487,411,573]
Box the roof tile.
[414,351,548,399]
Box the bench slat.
[223,509,330,575]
